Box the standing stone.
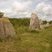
[0,12,16,40]
[29,13,40,30]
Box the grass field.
[0,18,52,52]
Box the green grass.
[0,18,52,52]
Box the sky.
[0,0,52,21]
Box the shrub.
[0,12,4,17]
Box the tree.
[0,12,4,17]
[49,21,52,24]
[42,21,47,24]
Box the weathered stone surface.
[29,13,40,30]
[0,17,16,40]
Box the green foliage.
[42,20,47,24]
[0,12,4,17]
[9,18,30,27]
[49,21,52,24]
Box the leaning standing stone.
[0,17,16,40]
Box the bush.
[49,21,52,24]
[42,21,47,24]
[0,12,4,17]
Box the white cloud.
[0,0,52,20]
[0,0,32,18]
[12,1,24,11]
[35,2,52,21]
[0,8,17,17]
[10,0,32,18]
[12,1,32,11]
[0,8,12,13]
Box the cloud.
[0,0,32,18]
[12,1,32,11]
[12,1,24,11]
[0,7,18,17]
[11,0,32,18]
[35,2,52,21]
[0,0,52,20]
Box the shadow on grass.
[27,30,40,33]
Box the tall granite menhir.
[30,13,40,30]
[0,12,16,40]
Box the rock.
[29,13,40,30]
[0,17,16,40]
